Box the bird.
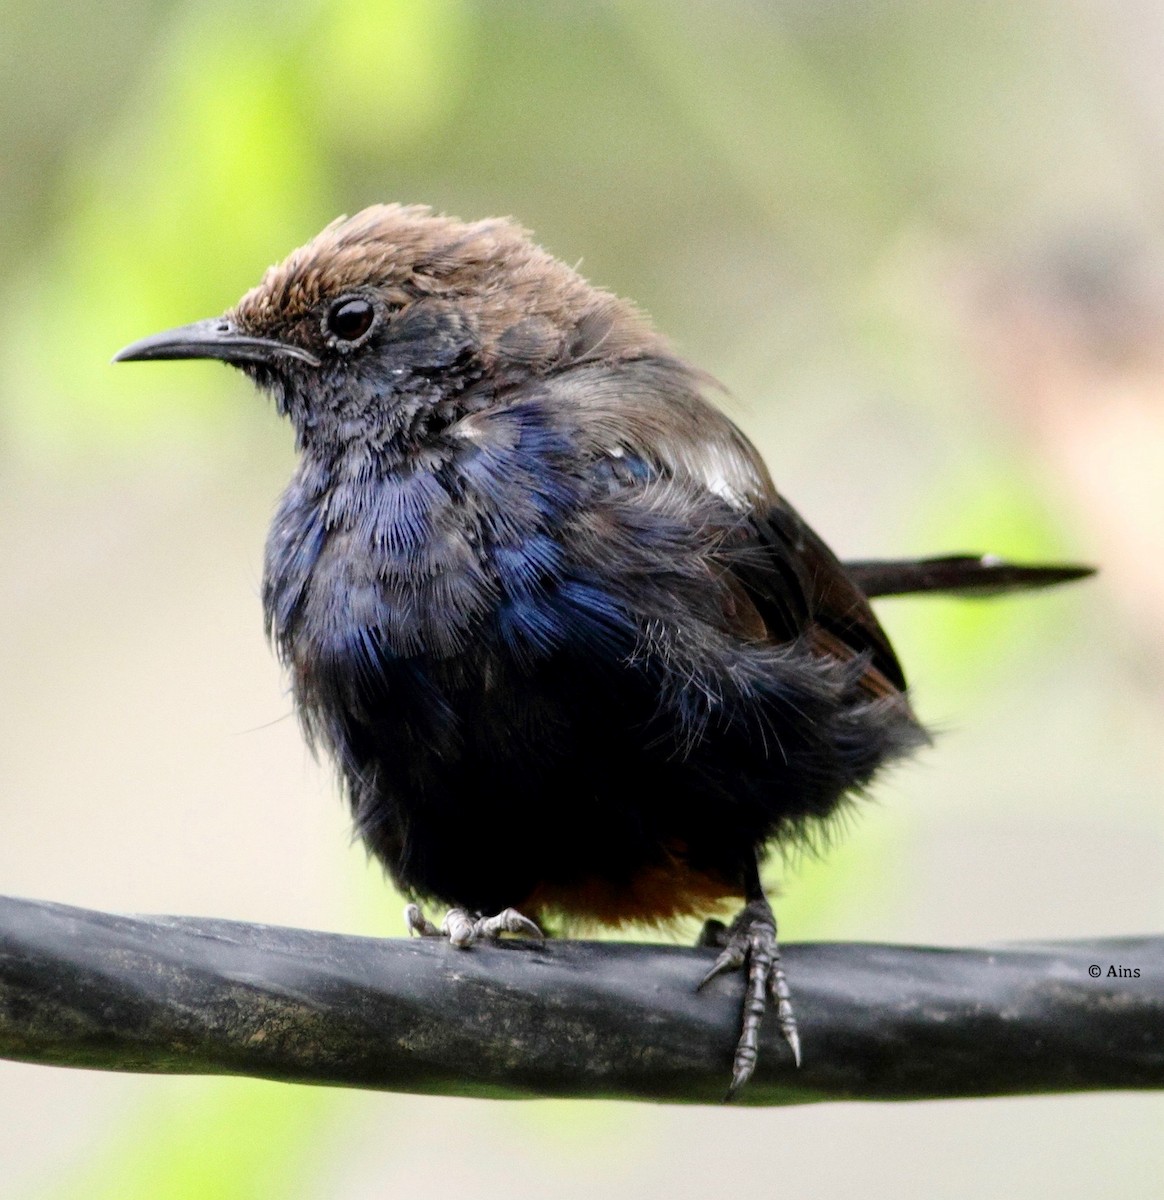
[114,204,1093,1097]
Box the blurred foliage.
[42,1080,344,1200]
[889,460,1091,703]
[2,1,1146,1196]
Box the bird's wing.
[736,499,908,692]
[550,357,909,695]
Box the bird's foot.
[404,903,544,948]
[696,898,800,1100]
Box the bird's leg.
[696,856,800,1099]
[404,903,543,948]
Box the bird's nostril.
[216,321,230,334]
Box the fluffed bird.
[115,205,1092,1096]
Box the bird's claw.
[468,907,545,943]
[696,898,800,1098]
[404,903,441,937]
[405,903,544,947]
[699,939,746,986]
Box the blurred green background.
[1,1,1162,1196]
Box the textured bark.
[1,894,1160,1105]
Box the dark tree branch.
[0,894,1160,1105]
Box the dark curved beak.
[113,317,320,368]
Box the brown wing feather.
[751,499,908,691]
[556,355,909,694]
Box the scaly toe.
[768,963,801,1066]
[439,906,544,948]
[404,903,441,937]
[442,908,479,948]
[473,907,545,942]
[697,941,746,990]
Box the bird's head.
[115,204,663,449]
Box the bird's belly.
[520,862,743,928]
[278,515,921,925]
[311,644,771,921]
[371,751,748,926]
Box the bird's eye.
[325,297,376,343]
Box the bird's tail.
[845,555,1095,599]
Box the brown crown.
[230,203,665,364]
